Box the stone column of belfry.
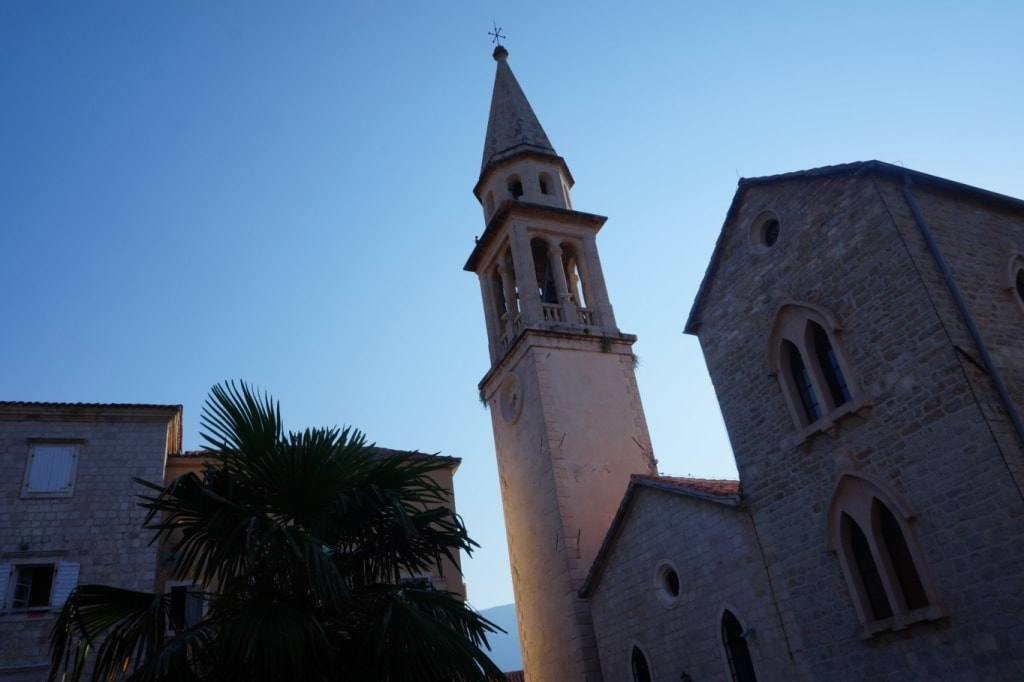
[465,44,656,682]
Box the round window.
[654,562,681,605]
[762,218,780,246]
[750,212,782,250]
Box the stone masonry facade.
[584,163,1024,681]
[0,403,180,680]
[0,403,464,680]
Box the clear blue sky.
[2,2,1021,610]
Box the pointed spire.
[481,46,558,174]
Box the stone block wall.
[0,406,177,679]
[483,331,655,681]
[693,172,1024,679]
[588,487,797,681]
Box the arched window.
[507,175,523,199]
[827,474,939,632]
[811,321,851,407]
[561,243,588,308]
[630,645,652,682]
[877,500,929,611]
[491,268,507,318]
[843,513,892,620]
[783,339,821,423]
[539,172,552,195]
[768,303,856,430]
[1016,267,1024,305]
[531,239,558,304]
[721,610,757,682]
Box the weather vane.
[488,22,506,45]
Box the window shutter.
[0,563,10,610]
[27,448,54,491]
[52,561,80,607]
[185,588,205,626]
[49,446,75,490]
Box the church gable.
[583,478,796,681]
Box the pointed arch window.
[721,610,757,682]
[630,645,652,682]
[783,340,821,423]
[811,322,851,407]
[843,513,892,620]
[769,303,858,430]
[827,475,941,635]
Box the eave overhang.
[473,150,576,201]
[464,202,607,273]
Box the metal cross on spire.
[488,22,506,45]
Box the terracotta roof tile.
[633,475,740,497]
[505,672,525,682]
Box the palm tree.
[50,381,504,681]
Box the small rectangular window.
[11,564,55,610]
[169,584,204,630]
[23,444,78,496]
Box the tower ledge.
[464,201,607,272]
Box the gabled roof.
[683,160,1024,335]
[480,46,558,176]
[579,474,741,597]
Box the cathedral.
[468,46,1024,680]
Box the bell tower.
[466,46,656,681]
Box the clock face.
[499,374,523,423]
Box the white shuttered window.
[23,444,78,496]
[52,561,80,607]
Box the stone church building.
[468,46,1024,680]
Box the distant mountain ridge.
[479,603,522,672]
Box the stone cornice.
[478,328,637,391]
[464,202,608,272]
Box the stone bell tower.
[465,45,656,682]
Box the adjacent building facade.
[0,401,463,679]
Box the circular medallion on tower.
[499,374,523,423]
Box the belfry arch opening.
[531,238,560,305]
[561,243,588,309]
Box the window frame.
[0,559,79,616]
[826,473,944,637]
[166,580,207,633]
[629,643,653,682]
[768,303,862,438]
[1006,254,1024,314]
[21,440,81,499]
[720,608,758,682]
